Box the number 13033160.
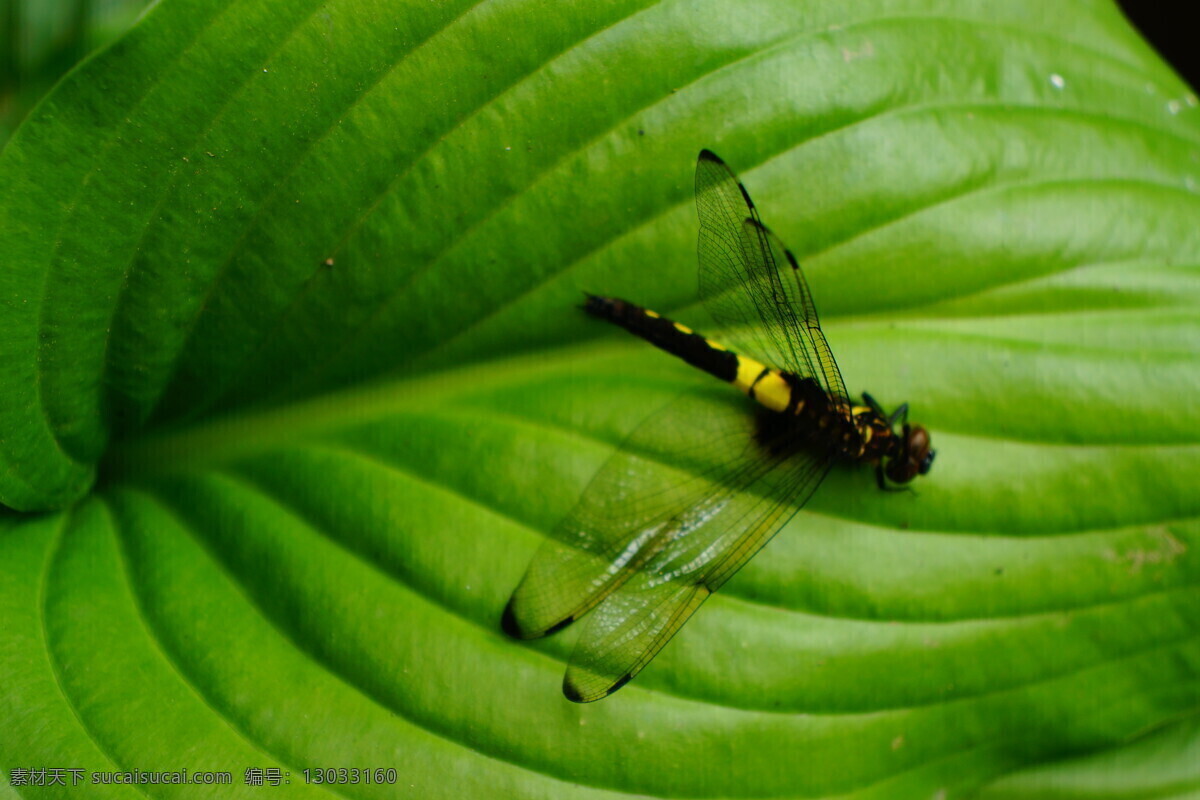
[302,768,398,785]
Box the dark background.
[1117,2,1199,89]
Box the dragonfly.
[502,149,935,702]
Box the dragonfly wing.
[746,217,851,406]
[562,431,833,702]
[503,387,784,640]
[695,149,850,404]
[563,579,708,702]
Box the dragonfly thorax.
[850,399,936,486]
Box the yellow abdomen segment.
[731,353,792,413]
[584,294,801,415]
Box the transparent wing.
[695,150,850,405]
[745,217,850,407]
[562,414,832,702]
[504,388,774,639]
[500,384,831,701]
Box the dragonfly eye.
[886,425,933,484]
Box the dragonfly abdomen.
[584,293,796,414]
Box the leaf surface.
[1,0,1198,797]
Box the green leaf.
[0,0,154,145]
[2,0,1198,797]
[978,716,1200,799]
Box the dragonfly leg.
[875,462,888,490]
[862,392,885,416]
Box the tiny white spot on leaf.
[841,41,875,62]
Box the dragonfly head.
[884,424,935,484]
